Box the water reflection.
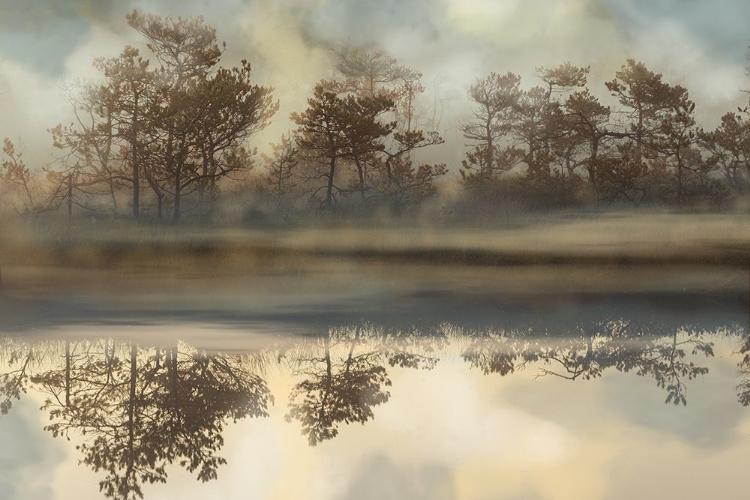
[462,320,717,405]
[736,335,750,406]
[0,317,746,499]
[2,339,271,499]
[285,325,442,445]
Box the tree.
[459,318,716,406]
[736,334,750,406]
[0,339,39,415]
[377,130,446,208]
[536,62,589,101]
[339,90,396,200]
[605,59,683,165]
[517,64,589,198]
[292,82,394,209]
[459,72,522,181]
[161,61,277,220]
[563,89,636,205]
[292,83,355,210]
[126,11,223,85]
[334,47,407,98]
[49,82,129,216]
[121,11,277,221]
[262,133,298,199]
[1,138,62,213]
[286,332,391,446]
[701,110,750,194]
[651,93,700,207]
[1,138,36,211]
[334,46,427,133]
[94,46,158,219]
[379,157,448,209]
[332,49,444,206]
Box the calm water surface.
[1,264,749,499]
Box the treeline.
[1,11,749,224]
[456,61,745,211]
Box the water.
[1,264,748,499]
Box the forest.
[1,10,750,226]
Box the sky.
[1,0,749,169]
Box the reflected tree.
[285,325,441,445]
[0,339,44,414]
[26,339,271,500]
[736,335,750,406]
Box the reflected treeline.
[461,320,720,406]
[0,317,746,498]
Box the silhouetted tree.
[94,46,158,219]
[49,82,128,216]
[293,82,394,208]
[459,72,522,181]
[334,46,423,131]
[124,11,277,221]
[606,59,683,165]
[285,325,440,445]
[262,133,298,200]
[30,339,272,499]
[702,110,750,194]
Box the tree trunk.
[354,156,366,201]
[127,342,137,476]
[326,157,336,209]
[132,94,140,220]
[65,340,71,407]
[67,175,73,219]
[486,117,493,177]
[677,154,683,209]
[173,185,181,222]
[590,134,600,206]
[385,156,394,182]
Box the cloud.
[0,0,124,76]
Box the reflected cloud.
[338,454,456,500]
[0,400,64,500]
